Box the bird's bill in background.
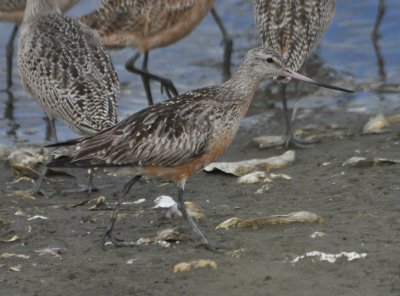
[281,68,354,93]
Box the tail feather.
[46,155,74,168]
[46,137,84,148]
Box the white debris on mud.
[291,251,367,264]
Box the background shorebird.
[46,46,352,251]
[0,0,79,90]
[252,0,352,148]
[79,0,233,106]
[18,0,119,193]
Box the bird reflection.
[3,90,19,138]
[371,0,386,82]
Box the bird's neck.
[24,0,62,21]
[219,63,264,107]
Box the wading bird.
[47,46,350,250]
[18,0,119,193]
[252,0,352,148]
[79,0,233,105]
[0,0,79,89]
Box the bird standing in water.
[79,0,233,106]
[18,0,119,193]
[0,0,79,89]
[252,0,351,148]
[47,46,351,250]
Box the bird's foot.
[159,78,178,98]
[196,239,226,253]
[101,230,135,250]
[285,134,319,149]
[60,183,113,194]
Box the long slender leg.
[87,168,94,193]
[210,7,233,81]
[372,0,385,38]
[33,117,58,194]
[141,51,153,106]
[371,0,386,81]
[102,175,142,249]
[6,24,19,89]
[176,180,220,252]
[281,84,314,149]
[125,51,178,105]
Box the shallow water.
[0,0,398,146]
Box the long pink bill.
[281,68,354,93]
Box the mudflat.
[1,102,399,296]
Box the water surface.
[0,0,398,146]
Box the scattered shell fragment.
[173,259,217,273]
[227,248,245,258]
[1,253,30,260]
[255,184,271,194]
[216,211,323,230]
[238,172,292,184]
[34,247,65,259]
[251,135,286,149]
[362,113,390,134]
[8,148,47,180]
[27,215,49,221]
[126,258,137,265]
[137,228,190,246]
[291,251,367,264]
[88,196,107,210]
[310,231,326,239]
[185,202,205,220]
[153,196,177,209]
[14,209,25,216]
[204,150,295,176]
[153,196,204,220]
[0,235,19,243]
[238,171,271,184]
[343,156,400,167]
[9,265,22,272]
[133,198,146,204]
[6,191,36,201]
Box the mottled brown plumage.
[79,0,216,51]
[252,0,337,148]
[18,0,119,193]
[18,0,119,136]
[47,46,337,250]
[253,0,335,72]
[0,0,79,89]
[79,0,232,105]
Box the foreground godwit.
[0,0,79,89]
[79,0,233,105]
[252,0,352,148]
[18,0,119,193]
[47,46,349,250]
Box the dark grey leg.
[6,24,19,89]
[281,84,314,149]
[33,117,58,194]
[176,181,220,252]
[125,51,178,105]
[210,7,233,81]
[102,175,142,249]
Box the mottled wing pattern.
[0,0,78,14]
[0,0,25,12]
[52,87,219,168]
[253,0,335,70]
[18,14,119,135]
[80,0,197,39]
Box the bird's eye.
[266,57,274,63]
